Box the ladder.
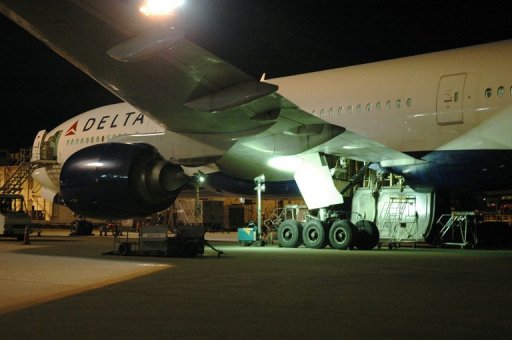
[339,162,370,195]
[379,195,418,247]
[0,162,39,195]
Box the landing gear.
[328,220,357,250]
[277,218,380,250]
[355,220,380,250]
[277,219,303,248]
[302,220,328,249]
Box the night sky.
[1,0,511,151]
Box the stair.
[435,212,478,248]
[379,195,418,245]
[0,162,39,195]
[339,162,370,195]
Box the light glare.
[267,156,302,173]
[140,0,184,16]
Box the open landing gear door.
[294,153,344,209]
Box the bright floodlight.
[140,0,184,16]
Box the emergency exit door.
[436,73,466,125]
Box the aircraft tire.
[278,219,303,248]
[118,242,131,256]
[329,220,356,250]
[355,220,380,250]
[302,219,328,249]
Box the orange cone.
[23,226,31,245]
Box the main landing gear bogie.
[278,219,379,250]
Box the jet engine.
[60,143,191,219]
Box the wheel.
[118,242,131,256]
[70,222,78,234]
[302,220,327,249]
[355,220,380,250]
[277,219,303,248]
[328,220,356,250]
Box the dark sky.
[1,0,511,151]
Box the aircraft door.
[436,73,466,125]
[40,131,61,161]
[50,130,62,160]
[31,130,47,162]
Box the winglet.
[260,73,266,81]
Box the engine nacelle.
[60,143,191,219]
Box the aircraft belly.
[389,150,512,192]
[215,145,294,182]
[32,165,61,194]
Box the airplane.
[1,1,511,250]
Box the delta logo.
[65,121,78,136]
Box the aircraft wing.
[0,0,421,171]
[0,0,318,136]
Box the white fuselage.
[268,40,512,154]
[39,103,165,164]
[31,40,512,199]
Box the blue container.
[237,227,257,243]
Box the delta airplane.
[2,1,511,250]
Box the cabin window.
[328,107,333,116]
[356,104,361,113]
[406,98,412,107]
[347,105,353,114]
[70,139,74,145]
[497,86,505,97]
[312,109,316,115]
[485,88,492,98]
[337,106,343,115]
[386,100,391,110]
[366,103,372,112]
[320,108,325,116]
[396,99,402,109]
[86,137,90,143]
[376,102,382,111]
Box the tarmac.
[1,229,512,339]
